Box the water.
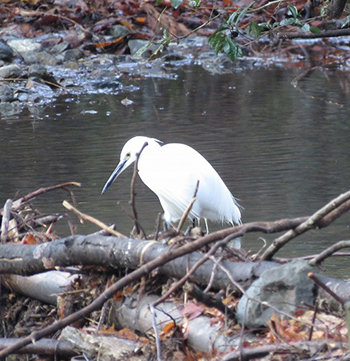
[1,65,350,276]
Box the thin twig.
[308,299,319,341]
[2,182,81,216]
[176,180,200,234]
[63,201,126,238]
[130,142,148,237]
[308,272,345,306]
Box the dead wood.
[220,340,346,361]
[0,337,77,357]
[1,271,77,305]
[60,326,146,361]
[111,293,248,354]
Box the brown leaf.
[142,3,189,37]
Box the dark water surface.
[1,65,350,276]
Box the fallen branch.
[221,340,345,361]
[0,338,77,357]
[308,240,350,266]
[260,190,350,260]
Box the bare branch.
[63,200,126,238]
[260,190,350,261]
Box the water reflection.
[1,65,350,276]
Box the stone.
[236,260,316,328]
[23,50,59,66]
[110,25,130,38]
[0,84,15,102]
[7,39,43,56]
[0,64,22,79]
[0,40,14,61]
[51,41,71,54]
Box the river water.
[1,64,349,276]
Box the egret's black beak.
[101,159,127,195]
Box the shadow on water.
[1,65,350,277]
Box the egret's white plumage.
[102,136,242,230]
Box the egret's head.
[101,136,161,195]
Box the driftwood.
[1,190,350,359]
[0,338,77,357]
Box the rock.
[28,64,59,87]
[62,48,84,61]
[7,39,43,56]
[23,50,59,66]
[236,260,316,328]
[0,84,15,102]
[51,41,71,54]
[110,25,130,38]
[0,64,22,79]
[0,40,14,61]
[28,64,47,79]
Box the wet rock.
[51,41,71,55]
[0,84,16,102]
[28,64,47,79]
[110,25,130,38]
[236,260,316,328]
[62,48,84,61]
[0,40,14,62]
[28,64,59,87]
[0,64,22,79]
[24,51,59,66]
[7,39,43,57]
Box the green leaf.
[280,18,296,27]
[170,0,183,9]
[310,26,322,34]
[248,21,263,37]
[287,5,298,19]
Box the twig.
[152,230,244,308]
[308,272,345,306]
[1,182,81,215]
[62,201,126,238]
[150,305,162,361]
[308,240,350,266]
[0,77,66,90]
[176,180,200,234]
[260,190,350,260]
[130,142,148,237]
[308,299,319,341]
[1,199,13,243]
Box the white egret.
[101,136,242,232]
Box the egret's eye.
[126,152,131,159]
